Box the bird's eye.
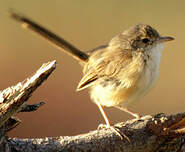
[142,38,149,43]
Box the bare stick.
[19,102,45,112]
[3,113,185,152]
[9,10,89,63]
[0,60,56,128]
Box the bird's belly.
[90,59,160,108]
[90,68,159,107]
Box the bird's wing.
[76,47,133,91]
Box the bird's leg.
[95,101,111,127]
[95,100,129,140]
[115,106,141,120]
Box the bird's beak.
[158,36,174,43]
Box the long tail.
[10,10,89,63]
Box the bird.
[10,12,174,138]
[77,24,174,126]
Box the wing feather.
[77,47,132,91]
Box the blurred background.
[0,0,184,138]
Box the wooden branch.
[0,60,56,131]
[3,113,185,152]
[19,102,45,112]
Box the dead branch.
[4,113,185,152]
[0,60,56,151]
[20,102,45,112]
[0,60,56,126]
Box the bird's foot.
[98,124,130,141]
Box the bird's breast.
[139,43,163,96]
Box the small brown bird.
[77,24,174,127]
[11,12,174,138]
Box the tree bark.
[5,113,185,152]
